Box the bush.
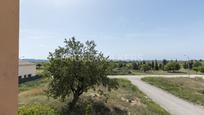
[164,61,180,72]
[18,104,58,115]
[140,64,151,72]
[200,66,204,73]
[193,67,200,73]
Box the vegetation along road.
[111,75,204,115]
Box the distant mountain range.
[20,59,48,63]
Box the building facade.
[18,60,36,79]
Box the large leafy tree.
[164,61,180,72]
[46,37,118,112]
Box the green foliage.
[18,104,58,115]
[118,62,126,68]
[109,60,204,75]
[111,68,133,75]
[36,63,42,69]
[192,67,200,73]
[132,62,139,70]
[35,62,47,70]
[154,60,159,70]
[193,61,202,68]
[162,59,168,65]
[183,62,188,69]
[188,60,194,70]
[46,37,118,111]
[159,64,163,70]
[200,66,204,73]
[164,61,180,72]
[192,61,203,73]
[126,63,133,69]
[19,78,48,92]
[140,64,151,72]
[151,61,155,69]
[161,59,168,70]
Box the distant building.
[18,60,36,79]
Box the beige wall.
[19,65,37,78]
[0,0,19,115]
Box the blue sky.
[20,0,204,60]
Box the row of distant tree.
[112,59,204,73]
[185,60,204,73]
[37,59,204,74]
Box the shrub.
[18,104,58,115]
[164,61,180,72]
[200,66,204,73]
[193,67,200,73]
[140,64,151,72]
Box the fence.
[18,75,42,84]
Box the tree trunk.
[69,93,79,113]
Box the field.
[111,68,202,75]
[142,77,204,106]
[19,78,169,115]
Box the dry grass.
[142,77,204,106]
[19,78,169,115]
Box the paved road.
[127,77,204,115]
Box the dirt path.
[127,77,204,115]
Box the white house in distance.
[18,60,36,79]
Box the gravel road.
[127,77,204,115]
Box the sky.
[20,0,204,60]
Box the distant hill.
[21,59,48,63]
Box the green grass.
[111,67,203,75]
[142,77,204,106]
[19,78,49,92]
[107,79,169,115]
[19,78,169,115]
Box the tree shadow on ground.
[59,99,128,115]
